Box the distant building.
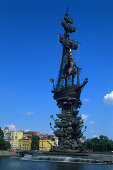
[4,127,9,137]
[39,134,45,138]
[27,131,40,136]
[18,136,32,150]
[4,133,11,144]
[10,131,23,150]
[23,132,32,138]
[39,134,54,140]
[39,139,55,151]
[4,127,11,144]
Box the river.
[0,157,113,170]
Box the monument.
[50,9,88,152]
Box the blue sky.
[0,0,113,139]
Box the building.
[39,139,55,151]
[4,127,9,137]
[4,133,11,144]
[10,131,23,150]
[18,136,32,150]
[23,132,32,138]
[4,127,11,144]
[27,131,40,136]
[39,134,54,140]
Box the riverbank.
[0,150,19,157]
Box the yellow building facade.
[18,136,31,150]
[39,139,55,151]
[10,131,23,150]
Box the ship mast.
[56,8,78,91]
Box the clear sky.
[0,0,113,139]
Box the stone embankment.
[0,150,18,157]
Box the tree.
[85,135,113,152]
[99,135,108,142]
[107,140,113,151]
[0,127,4,139]
[0,127,11,150]
[5,141,11,150]
[31,134,40,150]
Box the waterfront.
[0,157,113,170]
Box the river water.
[0,156,113,170]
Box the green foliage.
[31,134,40,150]
[5,141,11,150]
[0,140,11,150]
[0,127,4,139]
[0,139,6,150]
[0,127,11,150]
[85,135,113,152]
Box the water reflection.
[0,157,113,170]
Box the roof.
[27,131,34,134]
[27,131,39,134]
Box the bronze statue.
[50,8,88,152]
